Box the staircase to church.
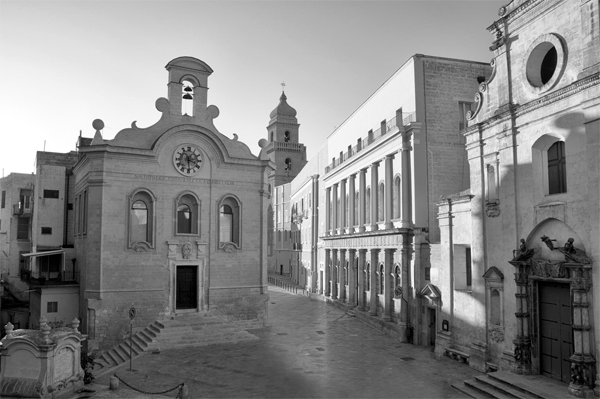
[94,314,259,373]
[452,371,570,399]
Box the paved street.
[93,284,482,398]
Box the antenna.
[44,140,46,152]
[281,81,286,92]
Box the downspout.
[447,198,454,332]
[63,169,71,247]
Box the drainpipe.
[63,169,71,247]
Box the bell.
[182,93,193,100]
[183,86,193,92]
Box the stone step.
[464,379,516,399]
[451,382,494,399]
[487,371,568,399]
[474,375,534,399]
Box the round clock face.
[173,145,203,176]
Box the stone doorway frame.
[509,257,595,397]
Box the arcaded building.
[434,0,600,397]
[276,54,491,347]
[74,57,274,350]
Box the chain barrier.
[113,373,185,398]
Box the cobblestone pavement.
[92,284,482,398]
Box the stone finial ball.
[92,119,105,131]
[258,138,268,149]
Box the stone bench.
[445,347,469,363]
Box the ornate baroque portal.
[509,235,595,398]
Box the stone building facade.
[273,54,491,347]
[74,57,274,350]
[433,1,600,397]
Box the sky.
[0,0,506,176]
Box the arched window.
[219,196,241,248]
[129,190,155,248]
[270,131,274,142]
[378,264,384,294]
[547,141,566,194]
[285,158,292,175]
[393,175,401,219]
[366,187,371,224]
[181,81,194,116]
[366,262,371,291]
[176,193,199,235]
[284,131,290,142]
[378,182,385,222]
[132,200,148,243]
[394,265,401,289]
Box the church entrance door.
[176,266,198,310]
[539,282,572,383]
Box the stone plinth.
[0,318,86,398]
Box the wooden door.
[539,282,572,383]
[176,266,198,310]
[429,308,436,347]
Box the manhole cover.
[316,331,325,334]
[401,357,415,361]
[316,348,325,351]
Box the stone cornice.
[465,72,600,136]
[488,0,542,32]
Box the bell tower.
[265,90,307,186]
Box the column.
[338,249,346,301]
[358,168,367,233]
[509,260,531,375]
[369,249,380,316]
[332,184,339,235]
[324,249,331,297]
[348,249,357,306]
[400,111,413,228]
[383,249,395,321]
[384,154,394,230]
[370,161,380,231]
[331,249,338,299]
[325,187,331,236]
[348,174,356,233]
[340,179,347,235]
[357,249,367,310]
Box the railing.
[269,141,304,152]
[20,267,80,284]
[325,111,417,173]
[13,203,33,216]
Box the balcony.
[20,267,79,285]
[13,201,33,216]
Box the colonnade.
[323,247,404,322]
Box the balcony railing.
[20,267,80,285]
[325,111,417,173]
[13,201,33,216]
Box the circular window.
[526,42,557,87]
[523,34,565,94]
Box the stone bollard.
[180,383,189,399]
[109,375,119,390]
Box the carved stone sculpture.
[512,238,535,261]
[182,242,192,259]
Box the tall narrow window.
[129,189,155,248]
[486,164,498,202]
[176,193,199,235]
[219,196,241,248]
[1,190,5,208]
[182,81,194,116]
[284,158,292,175]
[366,263,371,291]
[17,217,29,240]
[466,247,472,288]
[394,265,401,290]
[378,182,384,222]
[490,289,501,325]
[83,190,88,234]
[547,141,566,194]
[366,187,371,224]
[131,200,148,243]
[378,264,384,294]
[393,176,401,219]
[220,205,233,242]
[284,131,290,142]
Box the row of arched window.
[128,189,241,250]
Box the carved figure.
[557,238,592,264]
[512,238,535,261]
[394,286,403,298]
[182,242,192,259]
[540,235,557,251]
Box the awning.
[21,249,65,258]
